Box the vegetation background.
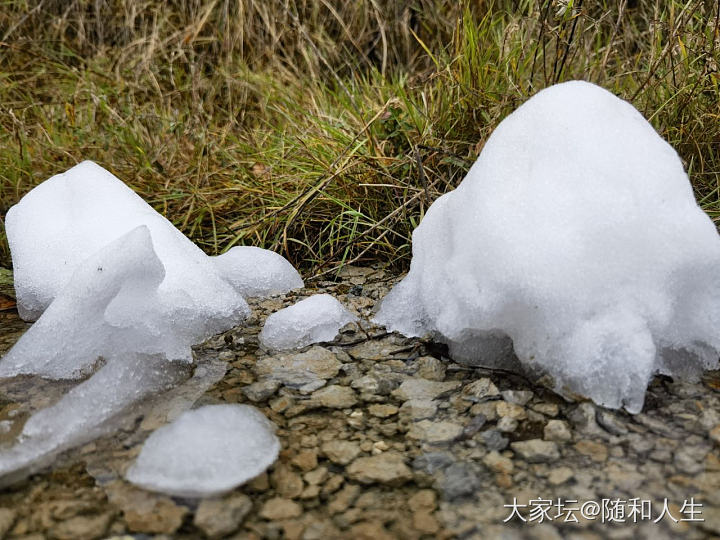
[0,0,718,276]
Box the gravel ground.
[0,266,718,539]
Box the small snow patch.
[126,404,280,498]
[259,294,357,351]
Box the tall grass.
[1,0,718,275]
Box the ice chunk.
[5,160,247,324]
[212,246,303,297]
[0,226,245,379]
[259,294,357,350]
[0,354,186,486]
[125,404,279,497]
[375,81,720,413]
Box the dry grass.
[1,0,719,275]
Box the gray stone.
[568,402,602,434]
[242,379,281,402]
[596,410,628,435]
[439,463,481,500]
[399,399,438,421]
[412,452,455,474]
[194,495,252,538]
[479,430,509,451]
[674,445,710,474]
[500,390,533,406]
[511,439,560,463]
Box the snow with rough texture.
[5,161,248,324]
[375,80,720,413]
[259,294,357,350]
[0,354,185,486]
[212,246,304,298]
[125,404,280,497]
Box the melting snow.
[260,294,357,350]
[125,404,279,497]
[212,245,304,297]
[375,81,720,413]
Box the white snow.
[260,294,357,350]
[5,161,247,323]
[0,354,185,485]
[125,404,280,497]
[212,245,304,297]
[375,81,720,413]
[0,161,293,484]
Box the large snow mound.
[260,294,357,350]
[5,160,248,325]
[125,404,280,497]
[212,245,304,297]
[375,81,720,413]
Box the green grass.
[1,0,718,276]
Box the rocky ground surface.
[0,266,719,539]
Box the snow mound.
[125,404,280,497]
[260,294,357,350]
[375,81,720,413]
[6,161,247,324]
[212,246,303,297]
[0,226,212,378]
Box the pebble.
[259,498,303,520]
[531,402,559,417]
[0,509,16,538]
[500,390,533,406]
[544,419,572,442]
[50,513,113,540]
[479,429,509,451]
[392,379,461,401]
[461,378,499,401]
[255,347,341,391]
[291,449,318,472]
[709,425,720,445]
[242,379,281,402]
[407,420,463,443]
[482,451,514,474]
[346,452,413,486]
[496,401,527,420]
[368,404,398,418]
[194,495,252,538]
[510,439,560,463]
[321,440,361,465]
[304,466,328,485]
[547,466,574,485]
[415,356,446,381]
[311,385,358,408]
[399,399,438,421]
[574,439,608,462]
[439,462,481,500]
[496,416,518,433]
